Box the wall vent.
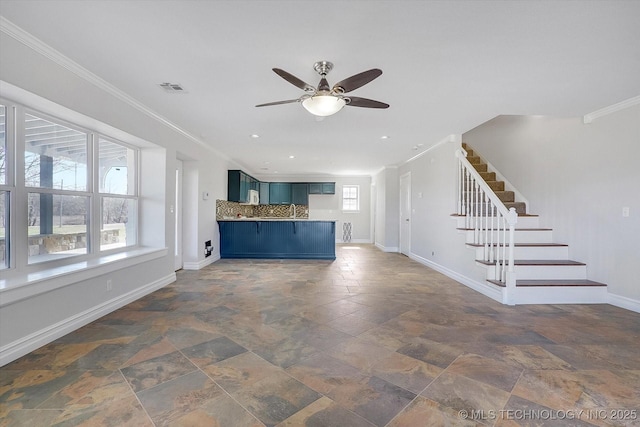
[159,82,187,93]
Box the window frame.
[0,103,13,270]
[342,184,360,213]
[0,96,141,274]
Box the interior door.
[400,172,411,256]
[174,160,183,271]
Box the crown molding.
[0,16,228,160]
[402,134,461,165]
[583,95,640,124]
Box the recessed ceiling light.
[380,135,389,140]
[250,134,260,139]
[289,155,295,159]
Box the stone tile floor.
[1,244,639,426]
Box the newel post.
[504,207,518,305]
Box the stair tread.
[516,279,607,287]
[477,259,586,266]
[466,243,568,247]
[487,279,606,288]
[450,213,539,217]
[457,227,552,231]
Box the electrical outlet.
[106,279,112,291]
[622,207,630,217]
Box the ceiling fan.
[256,61,389,117]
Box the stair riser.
[513,286,607,305]
[473,246,569,260]
[481,264,587,280]
[513,265,587,280]
[465,229,554,244]
[454,216,540,229]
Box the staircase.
[454,143,607,305]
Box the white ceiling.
[1,0,639,177]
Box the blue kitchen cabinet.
[259,182,270,205]
[308,182,335,195]
[269,182,292,205]
[291,183,309,205]
[228,170,260,203]
[322,182,335,194]
[218,220,336,259]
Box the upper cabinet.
[291,183,309,205]
[259,182,270,205]
[269,182,292,205]
[228,170,335,204]
[228,170,259,203]
[308,182,335,195]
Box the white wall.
[0,26,236,364]
[463,107,640,303]
[372,167,400,252]
[397,141,489,288]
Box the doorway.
[174,159,183,271]
[400,172,411,256]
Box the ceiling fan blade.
[255,99,300,107]
[272,68,316,92]
[333,69,383,93]
[346,97,389,109]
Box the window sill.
[342,210,361,214]
[0,247,168,307]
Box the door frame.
[174,159,183,271]
[399,172,411,256]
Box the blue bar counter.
[218,219,336,260]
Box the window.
[1,97,140,271]
[24,112,90,263]
[342,185,360,211]
[0,104,9,269]
[99,137,138,251]
[0,190,7,270]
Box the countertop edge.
[217,219,337,222]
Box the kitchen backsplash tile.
[216,200,308,219]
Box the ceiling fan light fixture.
[302,95,346,117]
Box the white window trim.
[342,184,360,213]
[0,91,148,287]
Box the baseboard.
[607,292,640,314]
[336,239,372,244]
[183,253,220,270]
[375,242,399,253]
[409,252,504,303]
[0,272,176,367]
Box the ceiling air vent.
[159,82,187,93]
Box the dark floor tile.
[387,396,478,427]
[181,335,247,367]
[277,396,375,427]
[396,337,464,368]
[231,371,322,426]
[445,353,523,392]
[421,372,511,418]
[203,351,282,394]
[496,395,599,427]
[120,351,197,392]
[295,325,353,350]
[370,351,441,394]
[327,375,416,427]
[136,370,224,425]
[252,336,320,368]
[0,369,85,413]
